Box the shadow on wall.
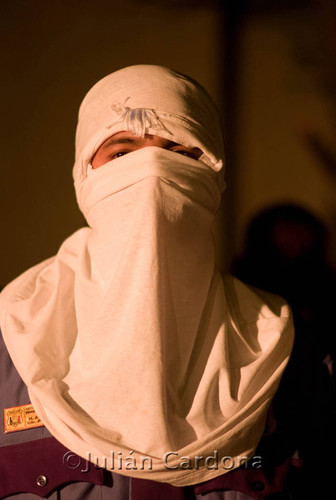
[233,203,336,496]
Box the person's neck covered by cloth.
[0,65,294,487]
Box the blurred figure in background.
[234,204,336,496]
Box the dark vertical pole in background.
[220,0,244,268]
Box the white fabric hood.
[0,65,294,486]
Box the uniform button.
[251,480,264,491]
[36,475,48,487]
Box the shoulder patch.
[3,404,44,433]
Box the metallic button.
[36,475,47,487]
[251,480,264,491]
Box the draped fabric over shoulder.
[0,65,294,486]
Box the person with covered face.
[0,65,297,499]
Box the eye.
[172,148,198,160]
[178,151,195,158]
[109,151,129,160]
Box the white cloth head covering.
[0,65,294,486]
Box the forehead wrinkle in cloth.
[110,97,173,138]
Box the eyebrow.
[101,136,178,149]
